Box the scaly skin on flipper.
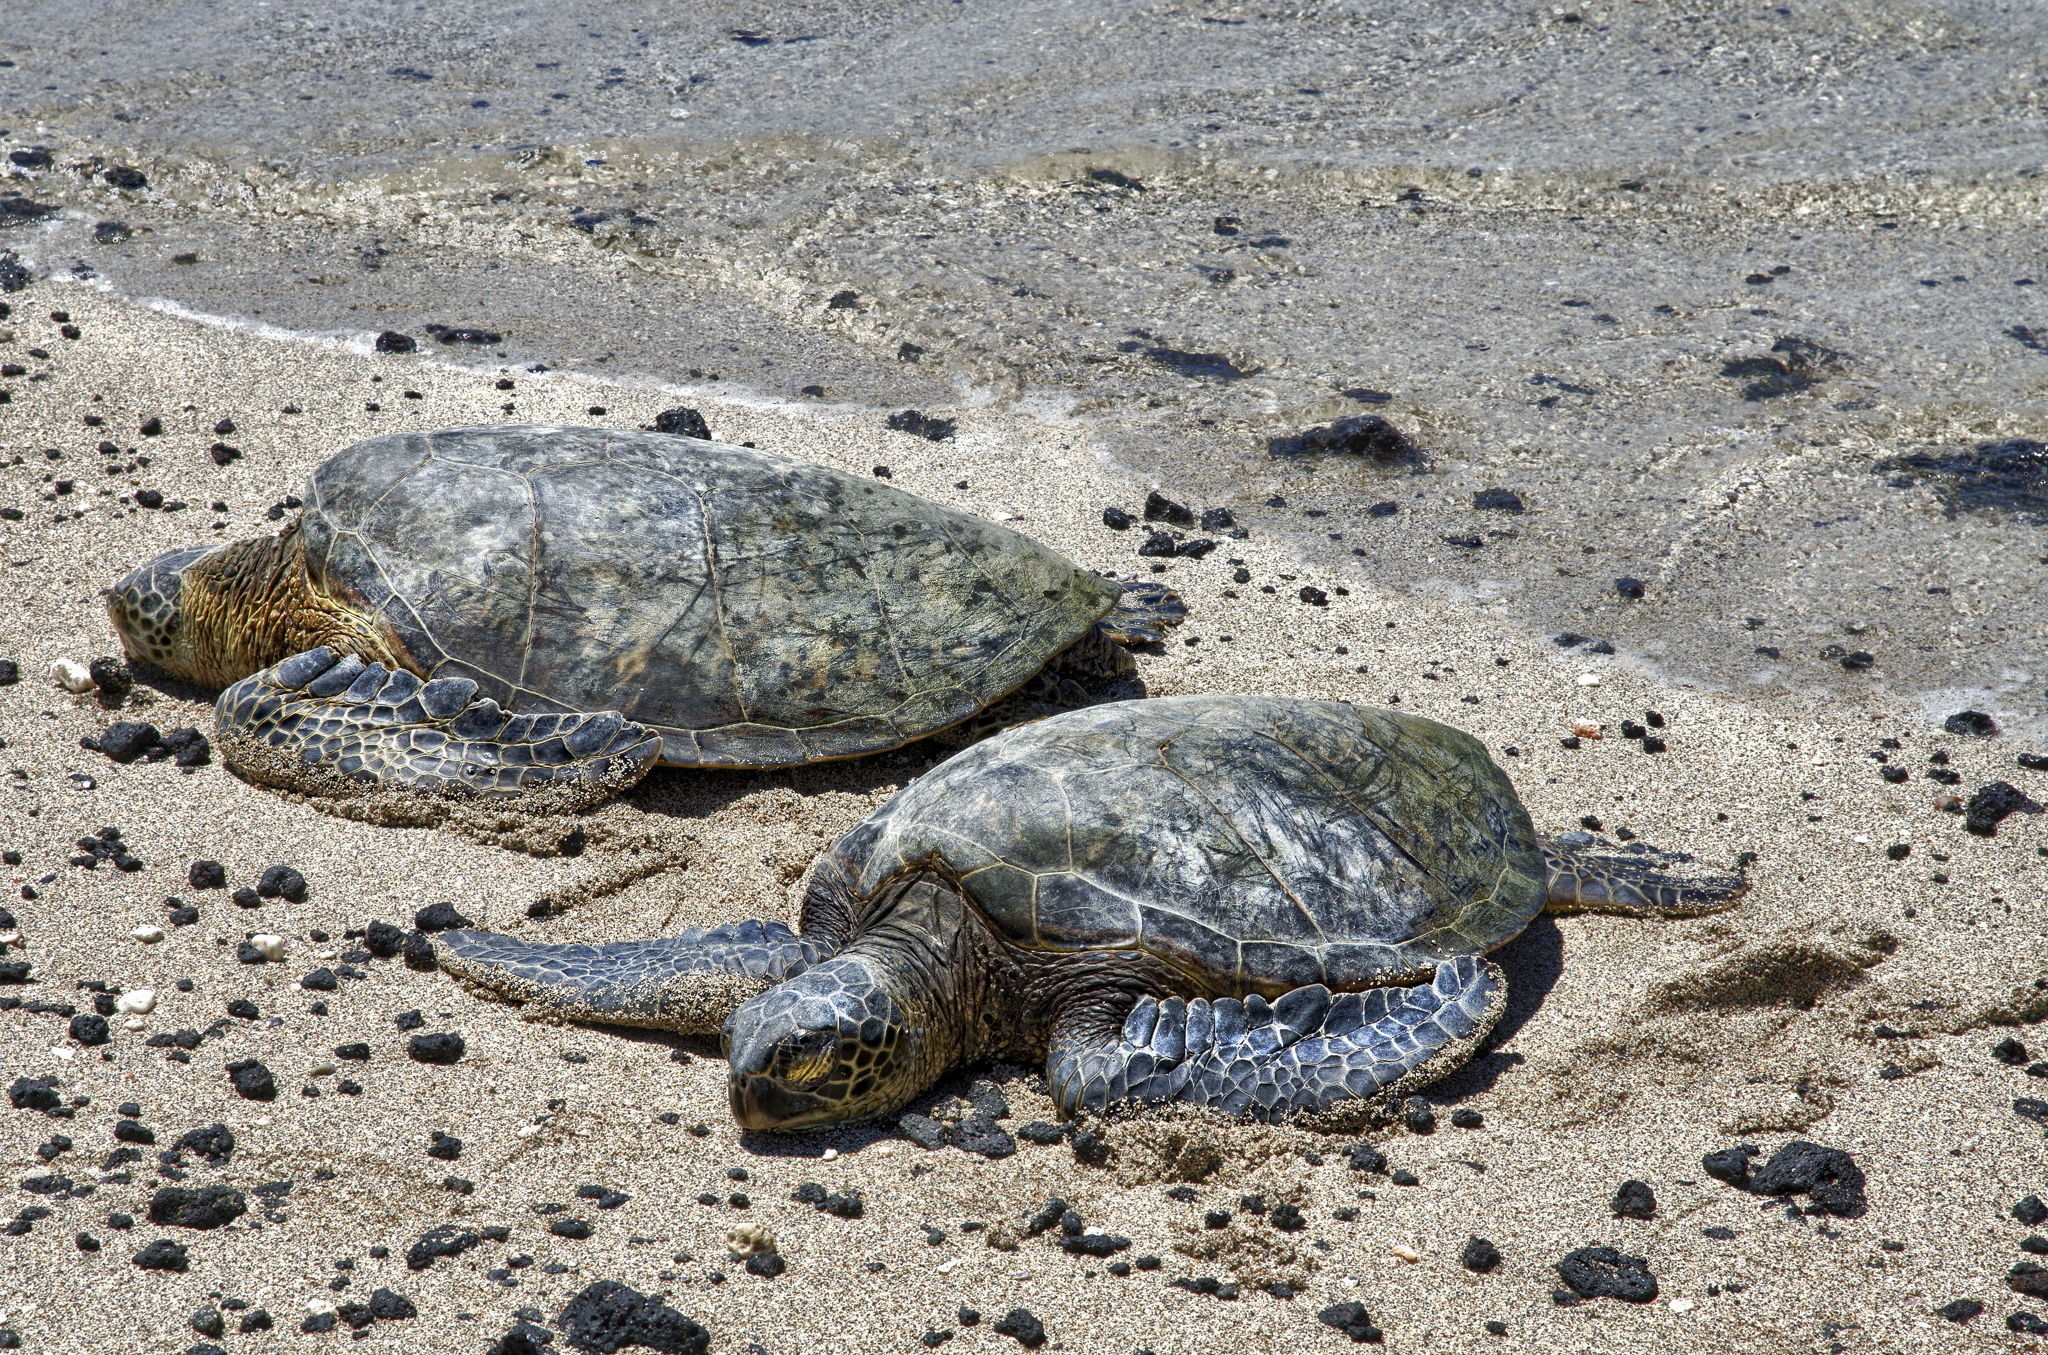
[1096,579,1189,644]
[436,920,831,1035]
[1046,957,1505,1121]
[1542,841,1749,917]
[217,646,662,802]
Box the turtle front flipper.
[437,923,830,1035]
[1096,579,1187,645]
[1542,839,1748,917]
[1047,957,1505,1123]
[215,647,662,803]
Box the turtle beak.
[731,1076,829,1132]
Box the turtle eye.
[776,1030,837,1087]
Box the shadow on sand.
[1428,916,1566,1101]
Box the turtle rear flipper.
[437,923,828,1035]
[1047,957,1504,1121]
[1096,579,1187,645]
[216,646,662,802]
[1543,841,1748,917]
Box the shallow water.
[3,0,2044,730]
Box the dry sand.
[0,289,2043,1354]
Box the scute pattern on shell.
[829,695,1545,993]
[295,425,1121,767]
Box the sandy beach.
[0,287,2041,1354]
[3,0,2048,1349]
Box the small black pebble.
[991,1308,1045,1349]
[407,1032,465,1064]
[1750,1139,1866,1217]
[132,1238,189,1272]
[1701,1144,1757,1188]
[1944,710,1998,738]
[148,1184,247,1230]
[1070,1128,1110,1166]
[1611,1179,1657,1220]
[1142,491,1194,526]
[652,407,712,439]
[1346,1143,1386,1174]
[360,920,406,957]
[224,1059,276,1101]
[1461,1236,1501,1273]
[413,901,472,932]
[1557,1245,1658,1303]
[1316,1300,1382,1344]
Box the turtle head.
[723,954,933,1131]
[104,544,218,679]
[105,528,348,688]
[724,870,979,1131]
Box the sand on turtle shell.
[0,291,2041,1355]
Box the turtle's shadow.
[622,744,948,824]
[618,676,1153,824]
[1428,916,1565,1100]
[121,666,218,709]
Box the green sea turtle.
[436,695,1747,1130]
[102,424,1183,802]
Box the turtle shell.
[296,425,1122,767]
[829,695,1545,993]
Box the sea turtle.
[103,424,1182,802]
[435,694,1747,1130]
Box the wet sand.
[0,290,2043,1353]
[4,0,2046,705]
